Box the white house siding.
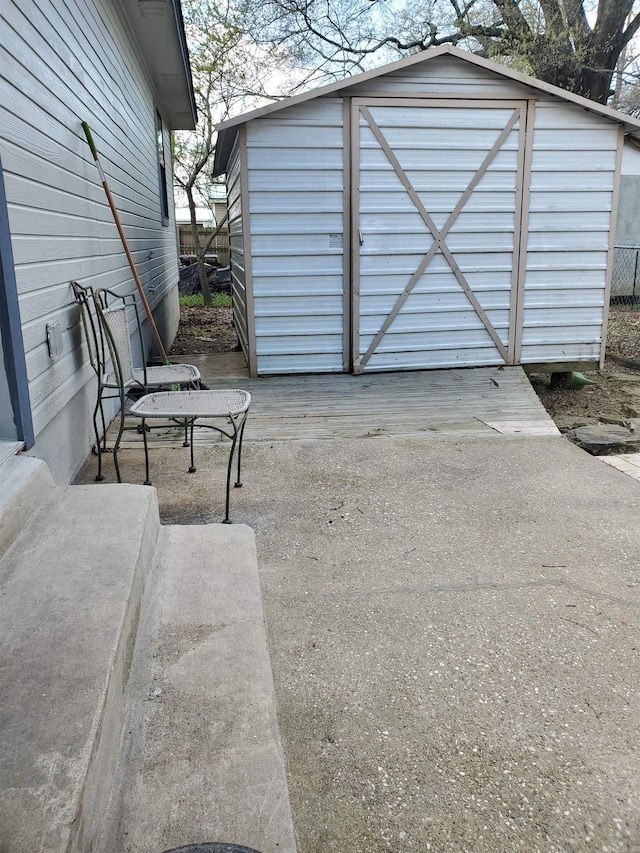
[520,103,618,364]
[246,99,345,374]
[226,138,249,361]
[1,0,180,481]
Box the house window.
[156,110,169,224]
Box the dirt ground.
[170,302,640,431]
[170,305,239,356]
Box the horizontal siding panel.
[359,271,513,294]
[359,231,517,253]
[532,103,612,130]
[530,149,616,171]
[362,310,509,333]
[359,292,511,313]
[246,169,344,191]
[521,307,603,326]
[245,126,342,148]
[250,213,344,235]
[520,343,600,362]
[525,251,608,271]
[360,148,518,171]
[253,99,343,127]
[527,211,612,231]
[251,235,345,255]
[248,149,342,170]
[358,211,516,233]
[360,251,516,276]
[252,255,344,276]
[255,316,343,336]
[526,232,610,251]
[256,353,343,374]
[347,56,531,98]
[521,325,601,344]
[532,128,617,150]
[365,105,520,130]
[364,345,505,372]
[254,296,343,316]
[250,191,343,214]
[528,172,615,192]
[524,273,606,291]
[361,190,517,214]
[529,191,612,212]
[256,335,343,355]
[357,171,519,192]
[253,276,343,297]
[361,328,503,353]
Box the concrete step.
[0,472,160,852]
[0,455,56,559]
[97,523,296,853]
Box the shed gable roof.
[213,44,640,174]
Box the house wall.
[1,0,181,483]
[245,99,345,374]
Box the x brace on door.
[357,106,522,370]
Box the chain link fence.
[608,247,640,360]
[611,246,640,305]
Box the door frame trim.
[350,98,529,371]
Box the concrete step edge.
[97,523,297,853]
[0,455,56,560]
[0,483,161,853]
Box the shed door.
[351,99,527,372]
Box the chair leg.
[141,417,152,485]
[188,419,196,472]
[234,413,249,488]
[93,389,105,482]
[222,420,240,524]
[112,391,126,484]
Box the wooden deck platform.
[109,354,559,449]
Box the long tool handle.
[82,122,168,363]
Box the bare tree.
[174,0,307,303]
[242,0,640,103]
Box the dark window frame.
[156,109,170,226]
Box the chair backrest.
[94,291,137,389]
[71,281,104,377]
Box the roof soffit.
[118,0,196,129]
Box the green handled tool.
[82,121,169,364]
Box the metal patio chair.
[72,282,201,480]
[94,287,251,523]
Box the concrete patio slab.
[76,428,640,852]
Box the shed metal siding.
[519,103,618,364]
[246,99,345,374]
[345,56,537,99]
[226,138,250,362]
[231,52,625,375]
[1,0,180,477]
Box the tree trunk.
[186,184,212,305]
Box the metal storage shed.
[213,45,640,377]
